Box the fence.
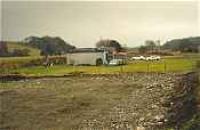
[70,60,197,74]
[0,58,198,74]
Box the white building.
[66,48,110,66]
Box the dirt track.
[0,73,198,130]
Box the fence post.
[147,63,150,72]
[196,60,200,72]
[120,65,123,73]
[73,65,76,73]
[164,62,167,72]
[95,66,97,74]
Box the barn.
[66,48,110,65]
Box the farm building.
[66,48,111,65]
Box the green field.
[0,56,199,76]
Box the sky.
[1,0,200,47]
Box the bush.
[0,56,67,73]
[0,57,43,70]
[23,58,43,67]
[181,113,200,130]
[48,56,67,65]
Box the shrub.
[48,56,67,65]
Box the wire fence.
[0,58,199,75]
[70,60,197,74]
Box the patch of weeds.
[180,113,200,130]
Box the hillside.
[162,37,200,52]
[6,42,41,56]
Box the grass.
[0,56,41,63]
[0,53,199,76]
[0,57,198,76]
[0,56,42,70]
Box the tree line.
[0,36,123,57]
[138,37,200,54]
[23,36,76,55]
[1,36,200,57]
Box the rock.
[154,114,165,121]
[156,121,164,125]
[151,104,158,109]
[136,126,145,130]
[139,117,145,122]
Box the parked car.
[109,59,126,66]
[131,56,145,60]
[145,56,161,61]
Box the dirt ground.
[0,73,198,130]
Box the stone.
[136,126,145,130]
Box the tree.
[24,36,76,55]
[139,45,147,53]
[145,40,156,52]
[96,39,122,51]
[179,39,197,52]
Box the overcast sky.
[1,0,199,47]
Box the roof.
[68,48,105,53]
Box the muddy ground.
[0,73,198,130]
